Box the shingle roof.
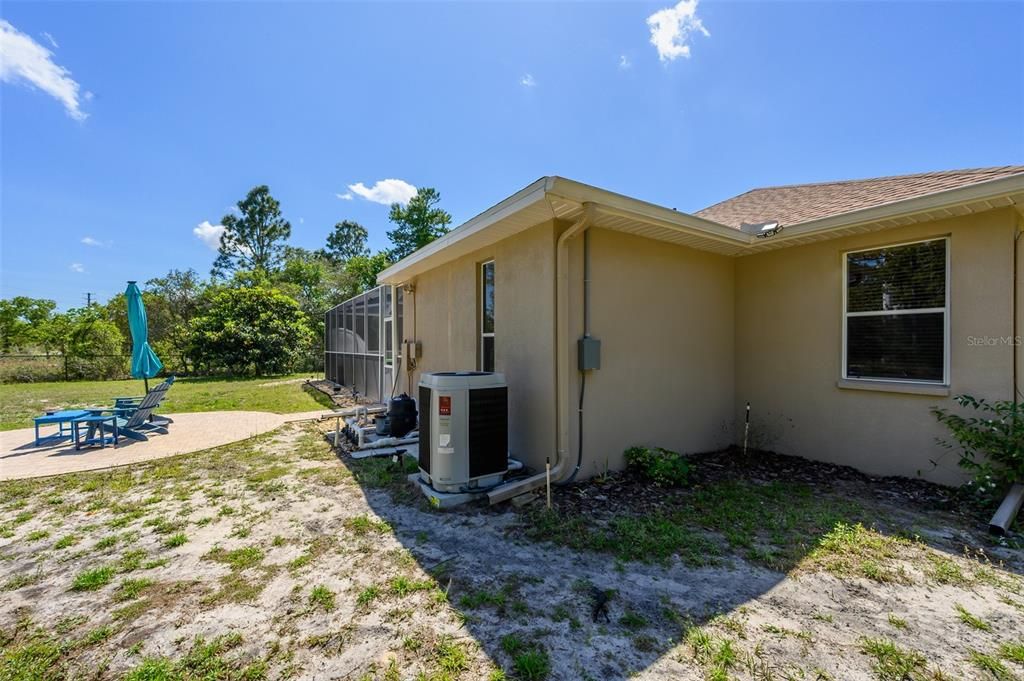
[694,165,1024,230]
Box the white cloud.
[646,0,710,62]
[41,32,58,49]
[336,192,354,201]
[0,20,88,120]
[69,263,85,273]
[193,220,225,250]
[520,73,536,87]
[81,236,106,247]
[618,54,632,70]
[347,179,418,206]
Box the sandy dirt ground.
[0,423,1022,681]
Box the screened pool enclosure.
[324,285,403,403]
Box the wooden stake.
[545,457,552,510]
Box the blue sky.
[2,1,1022,310]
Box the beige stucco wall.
[734,208,1018,485]
[399,220,558,471]
[565,227,736,477]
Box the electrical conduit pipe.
[488,204,595,504]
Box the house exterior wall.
[734,208,1018,485]
[566,227,736,476]
[399,220,558,471]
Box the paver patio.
[0,410,331,480]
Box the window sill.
[836,378,950,397]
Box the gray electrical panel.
[578,337,601,371]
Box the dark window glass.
[482,336,495,373]
[847,240,945,313]
[482,262,495,334]
[384,286,392,318]
[846,313,944,381]
[385,319,393,365]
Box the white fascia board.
[762,173,1024,244]
[545,177,750,247]
[376,177,553,284]
[376,172,1024,285]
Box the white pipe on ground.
[990,483,1024,536]
[489,205,594,504]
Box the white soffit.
[378,173,1024,283]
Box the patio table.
[71,414,119,450]
[33,410,91,447]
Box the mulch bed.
[551,447,985,521]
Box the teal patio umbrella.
[125,281,163,392]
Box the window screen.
[844,238,947,383]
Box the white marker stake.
[545,457,552,510]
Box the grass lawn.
[0,374,333,431]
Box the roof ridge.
[741,165,1024,193]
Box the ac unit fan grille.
[418,385,431,474]
[468,387,508,478]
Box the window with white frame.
[480,260,495,372]
[843,237,949,383]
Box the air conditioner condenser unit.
[418,371,508,493]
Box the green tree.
[343,252,393,295]
[0,297,56,351]
[187,287,313,376]
[38,307,127,379]
[212,185,292,277]
[145,269,206,373]
[323,220,369,263]
[385,187,452,260]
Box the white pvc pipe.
[489,205,594,504]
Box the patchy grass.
[859,637,926,680]
[886,613,907,630]
[205,545,264,571]
[70,565,115,591]
[523,479,873,569]
[121,633,266,681]
[2,422,1022,681]
[803,523,912,583]
[309,584,335,612]
[0,374,330,431]
[343,515,391,536]
[968,650,1013,680]
[999,641,1024,665]
[114,577,154,602]
[954,603,992,632]
[163,532,188,549]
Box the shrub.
[624,446,690,486]
[932,395,1023,498]
[187,286,313,376]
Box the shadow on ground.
[338,438,1024,680]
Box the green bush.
[624,446,690,486]
[187,286,313,376]
[933,395,1023,498]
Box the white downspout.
[489,205,593,504]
